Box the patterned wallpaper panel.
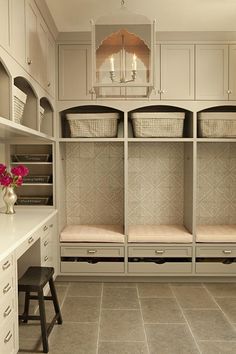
[66,143,124,225]
[197,143,236,225]
[128,143,184,225]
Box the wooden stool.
[18,266,63,353]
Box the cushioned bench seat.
[128,224,193,243]
[196,225,236,243]
[60,224,125,243]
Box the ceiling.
[45,0,236,32]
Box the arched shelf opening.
[40,97,54,137]
[14,76,38,130]
[60,105,124,139]
[0,59,11,120]
[128,105,193,139]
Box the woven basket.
[131,112,185,137]
[13,86,27,124]
[66,113,119,138]
[40,106,45,126]
[198,112,236,138]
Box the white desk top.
[0,208,57,262]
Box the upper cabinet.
[46,31,55,97]
[196,45,229,100]
[0,0,10,50]
[11,0,26,66]
[229,45,236,101]
[58,44,92,101]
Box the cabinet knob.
[43,225,48,232]
[2,260,11,271]
[44,240,49,247]
[44,256,49,262]
[47,82,51,87]
[4,305,12,318]
[27,58,32,65]
[158,89,163,94]
[227,90,232,94]
[28,236,34,244]
[3,283,11,294]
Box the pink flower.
[0,164,6,175]
[0,175,13,187]
[11,165,29,177]
[16,176,23,186]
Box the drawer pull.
[87,249,97,254]
[28,237,34,244]
[3,306,12,318]
[155,250,165,254]
[2,261,11,271]
[223,250,232,254]
[44,240,49,247]
[3,283,11,294]
[27,57,32,65]
[49,224,53,228]
[43,225,48,232]
[44,256,49,262]
[4,331,12,344]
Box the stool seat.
[18,266,62,353]
[18,266,54,292]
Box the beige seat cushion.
[196,225,236,242]
[128,225,192,243]
[60,224,125,243]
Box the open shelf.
[40,97,54,137]
[0,59,10,120]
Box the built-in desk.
[0,208,57,354]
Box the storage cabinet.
[11,0,25,66]
[58,44,92,100]
[0,0,11,51]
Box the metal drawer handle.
[44,256,49,262]
[155,250,165,254]
[2,261,11,271]
[43,225,48,232]
[28,237,34,244]
[4,331,12,344]
[227,90,232,94]
[3,306,12,318]
[27,58,32,65]
[44,240,49,247]
[223,250,232,254]
[87,249,97,254]
[3,283,11,294]
[47,82,51,87]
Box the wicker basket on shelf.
[198,112,236,137]
[13,86,27,124]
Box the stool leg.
[22,291,30,323]
[49,278,63,325]
[38,290,49,353]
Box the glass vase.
[3,187,17,214]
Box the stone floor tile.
[137,283,173,298]
[67,282,102,297]
[98,341,148,354]
[216,297,236,323]
[184,309,236,341]
[103,282,137,288]
[172,286,217,309]
[198,340,236,354]
[145,323,200,354]
[100,309,145,341]
[140,298,185,323]
[170,282,203,287]
[102,287,139,309]
[204,283,236,297]
[61,296,100,322]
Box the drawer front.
[16,231,40,259]
[0,316,15,354]
[0,292,14,328]
[41,253,53,267]
[61,246,124,258]
[40,219,54,238]
[128,246,192,258]
[0,255,14,283]
[61,261,124,273]
[196,262,236,274]
[0,276,14,304]
[196,247,236,258]
[128,262,192,274]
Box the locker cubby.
[0,59,11,120]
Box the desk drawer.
[16,232,40,259]
[196,246,236,258]
[0,276,14,304]
[0,291,14,328]
[61,260,124,273]
[61,246,124,258]
[0,316,15,354]
[128,262,192,274]
[0,255,14,283]
[128,246,192,258]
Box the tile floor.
[18,281,236,354]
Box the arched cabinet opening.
[60,105,124,139]
[0,59,11,120]
[14,76,37,130]
[128,105,193,139]
[40,97,54,137]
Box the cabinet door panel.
[161,44,194,100]
[150,44,161,99]
[0,0,10,50]
[11,0,25,66]
[196,44,228,100]
[59,45,91,100]
[37,17,47,87]
[46,31,55,97]
[25,0,39,79]
[229,45,236,101]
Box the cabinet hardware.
[49,224,53,228]
[28,237,34,244]
[44,240,49,247]
[2,261,11,271]
[3,306,12,318]
[223,250,232,254]
[4,331,12,344]
[227,90,232,94]
[87,249,97,254]
[27,58,32,65]
[44,256,49,262]
[3,283,11,294]
[43,225,48,232]
[47,82,51,87]
[155,250,165,254]
[158,89,163,94]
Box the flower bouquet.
[0,164,29,214]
